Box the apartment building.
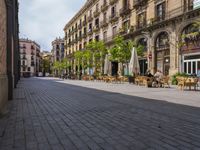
[51,38,65,75]
[19,39,41,77]
[52,38,65,63]
[64,0,200,76]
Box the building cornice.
[64,0,98,31]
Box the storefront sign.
[194,0,200,9]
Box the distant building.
[41,51,52,76]
[51,38,65,75]
[19,39,41,77]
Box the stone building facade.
[19,39,41,77]
[51,38,65,75]
[0,0,20,114]
[64,0,200,76]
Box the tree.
[85,40,107,75]
[53,61,62,77]
[82,50,92,75]
[74,51,83,74]
[109,35,133,75]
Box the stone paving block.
[0,78,200,150]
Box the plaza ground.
[0,77,200,150]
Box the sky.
[19,0,86,51]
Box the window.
[123,20,130,30]
[137,12,146,29]
[112,26,117,37]
[103,12,107,22]
[79,44,82,50]
[23,61,25,65]
[23,67,26,71]
[95,35,99,41]
[96,3,99,11]
[156,2,166,21]
[111,6,116,17]
[95,18,99,28]
[103,31,107,41]
[28,67,30,71]
[156,32,169,49]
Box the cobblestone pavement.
[53,78,200,108]
[0,78,200,150]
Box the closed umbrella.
[129,47,140,76]
[104,54,111,75]
[104,54,109,75]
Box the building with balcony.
[64,0,200,76]
[19,39,41,77]
[51,37,65,75]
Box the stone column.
[169,31,179,75]
[0,0,8,114]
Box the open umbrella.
[129,47,140,75]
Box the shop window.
[184,62,187,73]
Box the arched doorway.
[155,32,170,75]
[181,23,200,75]
[137,38,148,75]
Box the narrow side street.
[0,78,200,150]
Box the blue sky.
[19,0,86,51]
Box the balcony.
[74,27,78,32]
[88,29,93,36]
[109,13,119,23]
[82,33,87,38]
[118,26,134,35]
[109,0,118,5]
[133,0,148,8]
[145,5,200,27]
[78,24,82,29]
[21,51,26,54]
[101,3,109,12]
[77,36,82,41]
[120,5,131,16]
[82,20,87,26]
[100,19,109,28]
[22,56,27,60]
[93,26,100,33]
[88,15,93,22]
[93,10,100,18]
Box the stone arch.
[154,31,171,75]
[177,20,197,38]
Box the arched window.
[156,32,169,50]
[137,38,147,51]
[182,23,200,43]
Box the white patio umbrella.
[129,47,140,75]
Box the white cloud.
[19,0,86,51]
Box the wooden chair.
[185,77,198,90]
[160,76,170,88]
[177,77,187,90]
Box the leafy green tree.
[82,50,92,75]
[53,61,62,76]
[109,35,133,75]
[74,51,83,74]
[85,40,107,75]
